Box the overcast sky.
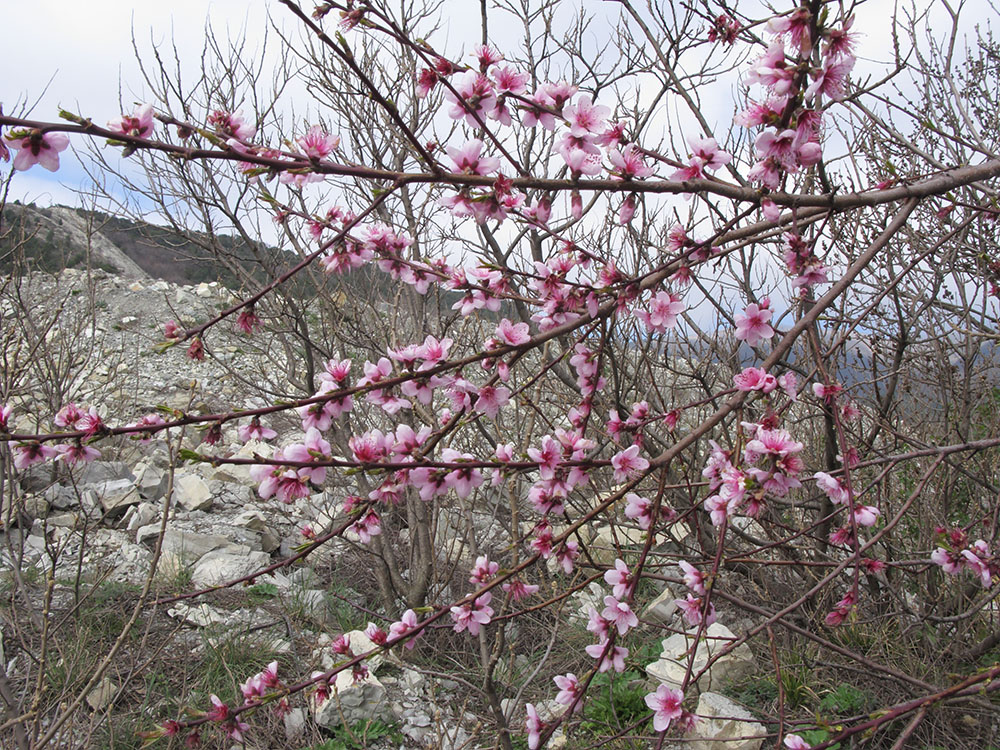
[2,0,965,212]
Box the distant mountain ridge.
[0,202,272,287]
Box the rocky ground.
[1,268,767,750]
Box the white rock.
[96,478,141,516]
[168,602,228,627]
[132,462,166,498]
[643,586,679,624]
[314,671,389,729]
[283,707,306,741]
[125,503,158,533]
[190,550,271,587]
[645,622,755,696]
[173,473,213,512]
[86,678,117,711]
[687,692,764,750]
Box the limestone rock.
[283,707,306,742]
[95,478,141,516]
[168,602,228,628]
[173,472,213,512]
[132,462,167,499]
[190,550,271,588]
[44,484,80,510]
[646,623,755,696]
[643,586,680,624]
[687,692,764,750]
[314,671,389,729]
[86,678,117,711]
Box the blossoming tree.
[3,1,1000,748]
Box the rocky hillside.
[1,202,282,287]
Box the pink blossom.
[645,685,684,732]
[553,673,582,711]
[365,622,388,645]
[562,147,602,177]
[349,429,390,464]
[54,402,85,429]
[601,595,638,635]
[7,130,70,172]
[825,592,855,627]
[734,301,774,346]
[474,385,510,419]
[624,492,653,530]
[584,641,629,672]
[854,505,880,526]
[708,14,741,45]
[491,65,529,94]
[562,94,609,136]
[54,442,101,465]
[10,441,58,470]
[206,695,229,722]
[442,448,484,498]
[812,382,843,402]
[348,509,382,544]
[451,592,493,635]
[162,320,181,339]
[236,308,262,334]
[611,445,650,482]
[825,16,858,58]
[330,633,352,655]
[494,318,530,347]
[208,109,256,140]
[778,372,798,400]
[814,471,850,505]
[445,70,497,128]
[734,367,778,393]
[675,593,717,626]
[502,579,539,600]
[679,560,706,595]
[586,606,610,641]
[805,56,855,101]
[766,7,812,51]
[931,547,963,575]
[416,68,438,98]
[635,291,684,333]
[469,555,499,584]
[608,144,653,179]
[447,139,500,175]
[237,418,277,443]
[618,194,637,224]
[555,539,580,573]
[0,404,11,433]
[525,704,544,749]
[107,103,155,138]
[389,609,420,649]
[687,135,732,171]
[746,42,795,95]
[296,125,340,159]
[473,44,503,69]
[604,559,633,599]
[784,735,812,750]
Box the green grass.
[304,719,403,749]
[195,630,283,707]
[578,670,649,745]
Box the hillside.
[0,201,281,287]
